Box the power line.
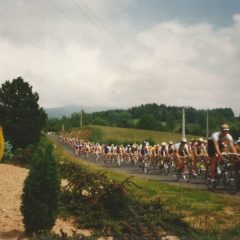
[48,0,163,90]
[48,0,91,41]
[73,0,128,57]
[76,0,165,89]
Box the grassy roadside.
[52,139,240,239]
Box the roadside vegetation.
[52,142,240,239]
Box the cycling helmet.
[197,137,204,142]
[221,123,229,131]
[161,142,167,146]
[181,137,187,143]
[169,141,173,145]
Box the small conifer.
[21,140,60,234]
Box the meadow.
[63,125,200,145]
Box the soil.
[0,163,91,240]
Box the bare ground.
[0,163,91,240]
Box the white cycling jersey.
[174,142,188,151]
[211,131,233,143]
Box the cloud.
[0,1,240,115]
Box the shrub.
[12,144,35,165]
[21,140,60,234]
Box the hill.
[45,103,240,138]
[45,104,110,118]
[63,125,199,144]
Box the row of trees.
[46,103,239,138]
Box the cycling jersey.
[211,131,233,142]
[160,146,169,156]
[208,131,233,157]
[174,142,189,156]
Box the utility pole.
[182,107,185,138]
[80,109,83,128]
[206,110,209,139]
[62,123,64,132]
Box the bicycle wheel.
[206,177,217,190]
[226,178,237,195]
[183,166,191,182]
[173,168,181,181]
[163,163,170,175]
[144,162,150,174]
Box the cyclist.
[235,138,240,153]
[174,138,192,170]
[160,142,170,159]
[168,141,174,155]
[159,142,170,170]
[207,123,238,183]
[194,138,208,175]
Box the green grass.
[66,125,200,144]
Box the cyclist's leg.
[210,156,217,180]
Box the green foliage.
[60,162,131,223]
[88,127,103,143]
[31,231,92,240]
[12,145,35,165]
[136,114,162,130]
[45,118,63,132]
[144,137,156,146]
[0,77,47,149]
[46,103,239,137]
[21,140,60,234]
[59,161,192,238]
[2,140,13,161]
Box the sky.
[0,0,240,115]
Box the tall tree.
[0,77,47,148]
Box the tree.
[21,140,60,234]
[0,77,47,148]
[136,114,162,130]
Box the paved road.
[48,135,240,196]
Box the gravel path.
[0,164,28,240]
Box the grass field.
[64,125,200,144]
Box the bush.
[12,145,35,165]
[21,140,60,234]
[59,161,193,238]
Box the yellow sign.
[0,127,4,161]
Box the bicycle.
[206,152,240,194]
[173,156,192,182]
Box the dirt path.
[0,164,28,239]
[0,163,91,240]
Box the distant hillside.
[45,104,110,118]
[63,125,199,144]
